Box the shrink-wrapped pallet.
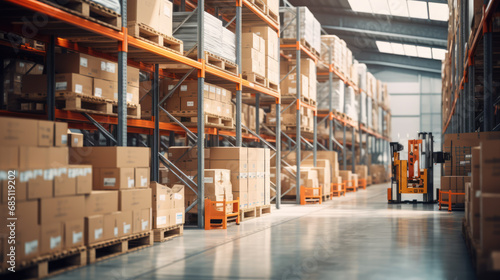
[282,6,321,52]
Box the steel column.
[484,5,493,131]
[235,1,242,145]
[469,64,475,131]
[117,0,128,146]
[47,35,55,121]
[313,113,317,166]
[256,93,260,137]
[276,102,281,209]
[351,126,355,173]
[328,47,333,151]
[197,0,205,228]
[343,123,347,170]
[151,65,160,182]
[295,6,301,204]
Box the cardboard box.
[170,208,184,225]
[85,215,104,245]
[0,146,19,169]
[55,53,100,78]
[119,211,133,236]
[470,147,480,241]
[480,140,500,193]
[151,182,172,211]
[132,208,151,233]
[69,147,150,168]
[54,73,94,96]
[40,223,63,255]
[40,196,85,224]
[54,122,68,147]
[93,78,115,99]
[229,173,247,193]
[128,66,140,87]
[68,132,84,147]
[0,225,40,263]
[119,188,152,211]
[17,168,51,200]
[210,159,248,174]
[64,218,84,249]
[210,147,248,161]
[94,167,135,190]
[104,212,121,240]
[233,191,248,209]
[171,185,185,209]
[85,191,119,216]
[135,167,150,188]
[153,209,170,228]
[0,117,49,147]
[69,165,93,194]
[480,194,500,254]
[243,26,279,61]
[54,167,77,197]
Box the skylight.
[348,0,449,21]
[376,40,447,60]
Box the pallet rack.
[0,0,392,229]
[442,0,500,133]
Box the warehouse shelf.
[443,0,500,133]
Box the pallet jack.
[388,132,447,204]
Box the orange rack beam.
[205,198,240,230]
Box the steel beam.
[117,0,127,146]
[47,35,55,121]
[197,0,205,228]
[295,6,301,205]
[151,64,160,182]
[236,2,242,145]
[276,102,281,209]
[484,4,493,131]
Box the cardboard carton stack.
[283,6,321,54]
[69,147,152,245]
[241,32,266,78]
[183,169,233,214]
[163,80,233,122]
[466,147,481,243]
[339,170,353,188]
[317,79,344,113]
[151,182,185,229]
[355,165,368,181]
[280,58,317,103]
[266,102,314,132]
[3,58,44,111]
[22,52,140,116]
[242,103,265,132]
[280,167,320,196]
[302,159,331,197]
[0,117,92,266]
[243,26,280,88]
[370,164,389,184]
[127,0,173,37]
[320,35,345,72]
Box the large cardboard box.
[135,167,150,188]
[210,147,248,161]
[480,140,500,193]
[69,147,150,168]
[104,212,121,240]
[119,211,133,236]
[40,196,85,224]
[64,218,84,249]
[20,168,53,200]
[0,117,51,147]
[93,167,135,190]
[40,223,63,255]
[70,165,93,194]
[55,53,100,78]
[480,194,500,254]
[127,66,140,88]
[470,147,480,241]
[119,188,152,211]
[170,208,184,226]
[68,132,84,147]
[128,0,172,36]
[85,191,119,216]
[210,160,248,173]
[0,225,40,263]
[151,182,172,211]
[85,215,104,245]
[0,146,19,169]
[355,165,368,179]
[171,185,185,209]
[93,78,115,99]
[54,167,77,197]
[243,26,279,61]
[204,169,232,199]
[132,208,151,233]
[54,122,68,147]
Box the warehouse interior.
[0,0,498,279]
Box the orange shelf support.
[205,198,241,230]
[358,178,367,190]
[300,186,322,205]
[330,182,346,197]
[345,180,357,192]
[438,190,465,212]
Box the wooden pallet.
[128,22,183,54]
[267,79,279,92]
[171,111,234,129]
[40,0,121,30]
[240,207,257,222]
[111,101,141,119]
[266,6,279,24]
[0,246,86,279]
[280,38,319,58]
[247,0,266,14]
[153,225,184,242]
[188,51,238,75]
[242,72,267,88]
[331,190,345,197]
[87,231,153,264]
[256,205,272,217]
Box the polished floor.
[51,183,475,280]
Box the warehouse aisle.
[51,184,475,280]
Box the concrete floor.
[51,183,475,280]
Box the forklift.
[388,132,447,204]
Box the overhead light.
[376,41,393,53]
[429,3,449,21]
[370,0,391,15]
[432,48,447,60]
[348,0,373,14]
[416,46,432,58]
[391,43,405,55]
[403,44,417,56]
[407,1,428,19]
[388,0,409,17]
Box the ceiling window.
[376,40,446,60]
[348,0,449,21]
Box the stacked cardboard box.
[283,6,321,53]
[302,159,331,196]
[266,102,314,132]
[22,53,140,110]
[0,117,92,265]
[163,80,233,121]
[339,170,353,187]
[355,165,368,180]
[243,26,280,87]
[281,58,316,102]
[241,32,266,78]
[151,182,185,229]
[242,103,265,132]
[3,59,44,110]
[370,164,389,184]
[320,35,345,73]
[127,0,173,36]
[317,79,344,113]
[263,0,279,18]
[184,169,233,214]
[69,146,152,245]
[211,148,248,209]
[344,86,357,121]
[441,176,471,204]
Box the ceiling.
[285,0,447,75]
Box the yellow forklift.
[388,132,446,204]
